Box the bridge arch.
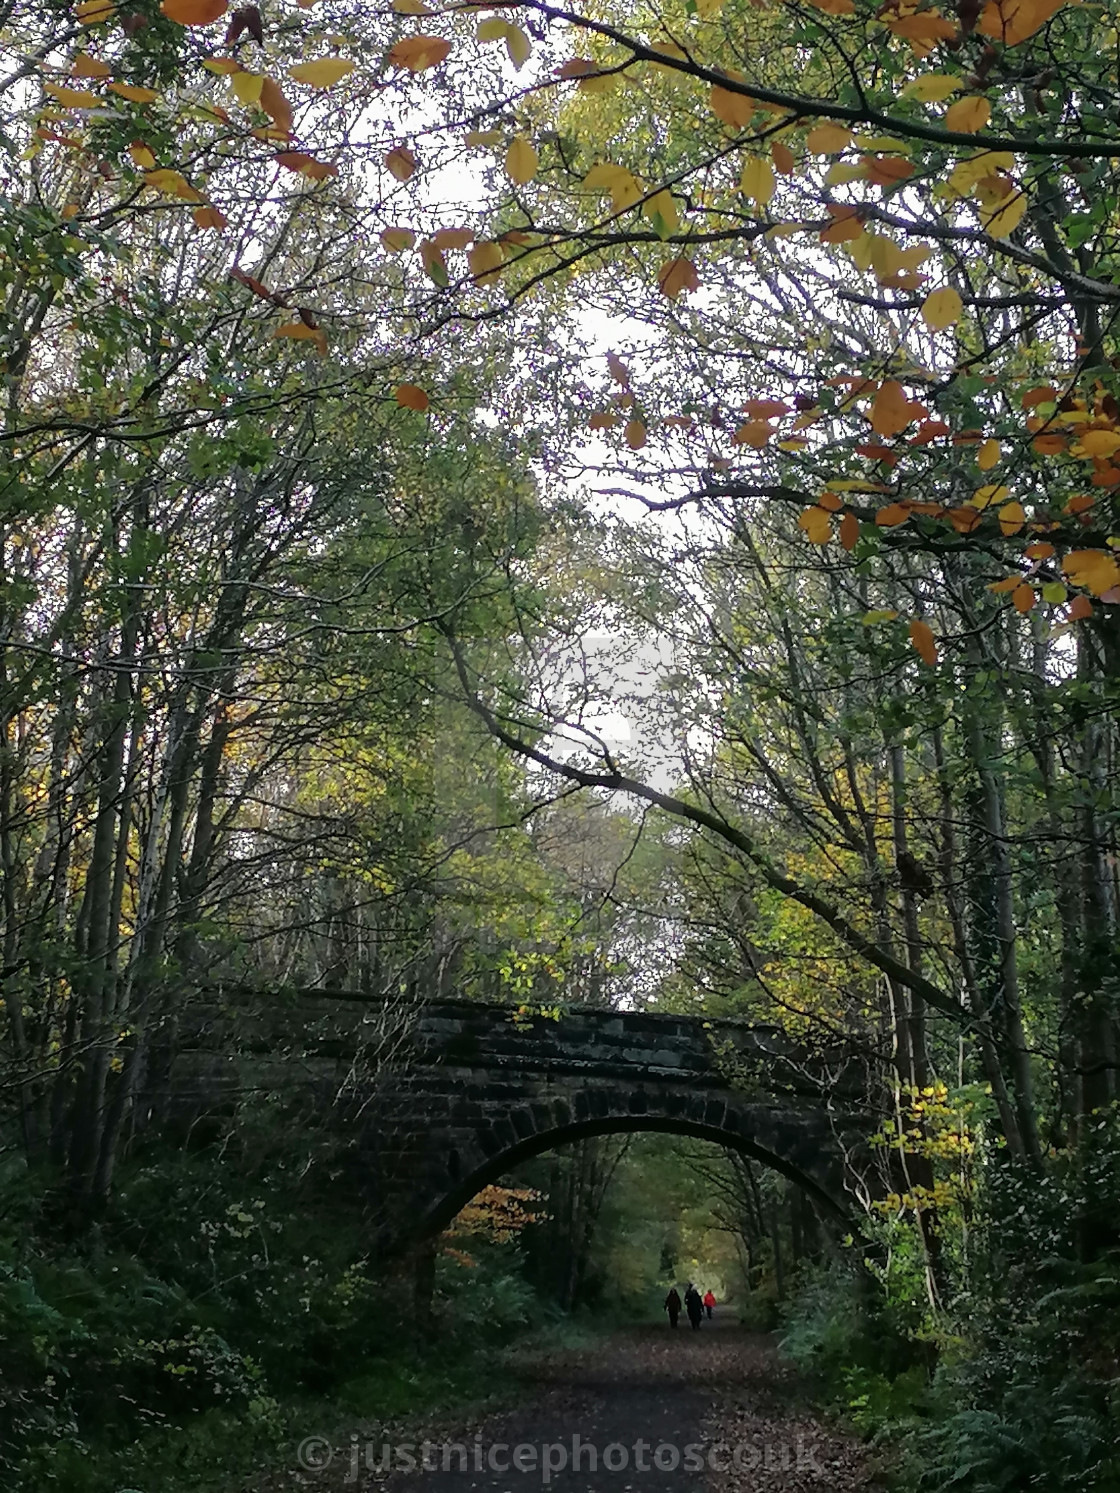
[377,1079,857,1251]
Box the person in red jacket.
[703,1289,716,1320]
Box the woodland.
[2,0,1120,1484]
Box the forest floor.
[282,1310,876,1493]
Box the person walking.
[664,1287,682,1328]
[684,1283,703,1329]
[703,1288,716,1320]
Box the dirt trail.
[339,1310,875,1493]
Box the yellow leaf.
[902,73,961,102]
[108,82,158,102]
[465,128,502,147]
[999,500,1026,535]
[128,141,156,168]
[43,83,101,108]
[395,383,430,411]
[468,241,505,284]
[388,35,452,71]
[977,438,1001,470]
[656,257,699,299]
[160,0,227,23]
[740,156,775,208]
[584,162,641,212]
[806,123,853,154]
[72,53,111,78]
[826,161,867,186]
[393,0,430,12]
[944,96,991,133]
[921,285,962,330]
[970,484,1010,509]
[230,72,264,106]
[143,168,199,199]
[505,137,538,185]
[288,58,355,87]
[203,57,240,73]
[643,189,679,239]
[909,619,937,665]
[870,380,916,437]
[798,506,832,543]
[1077,430,1120,458]
[982,190,1027,238]
[76,0,116,19]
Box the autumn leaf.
[274,321,326,355]
[160,0,227,24]
[710,82,755,129]
[798,506,832,543]
[977,438,1000,470]
[504,137,538,185]
[192,204,227,229]
[389,35,452,71]
[395,383,430,411]
[806,123,853,154]
[72,53,111,77]
[108,82,158,101]
[468,241,505,284]
[909,619,937,665]
[259,77,293,133]
[870,381,917,437]
[288,58,355,87]
[740,156,775,208]
[1063,550,1120,596]
[839,511,860,550]
[772,141,795,175]
[921,286,963,329]
[656,257,699,299]
[902,73,961,101]
[385,146,417,181]
[979,0,1065,44]
[982,190,1028,238]
[624,418,647,450]
[381,227,415,252]
[43,83,102,108]
[644,189,679,239]
[1078,430,1120,458]
[944,96,991,132]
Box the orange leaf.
[865,155,914,186]
[798,506,832,544]
[772,140,795,175]
[395,383,430,411]
[657,257,699,299]
[625,418,647,450]
[870,381,916,438]
[1068,595,1093,619]
[909,619,937,665]
[979,0,1064,45]
[710,83,754,129]
[1032,433,1065,455]
[259,77,293,133]
[193,204,227,229]
[160,0,227,23]
[388,35,452,70]
[839,510,860,550]
[274,321,326,355]
[1011,583,1035,613]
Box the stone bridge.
[156,991,872,1256]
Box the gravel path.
[316,1311,876,1493]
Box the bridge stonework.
[157,993,867,1256]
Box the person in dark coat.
[684,1283,704,1329]
[664,1287,682,1328]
